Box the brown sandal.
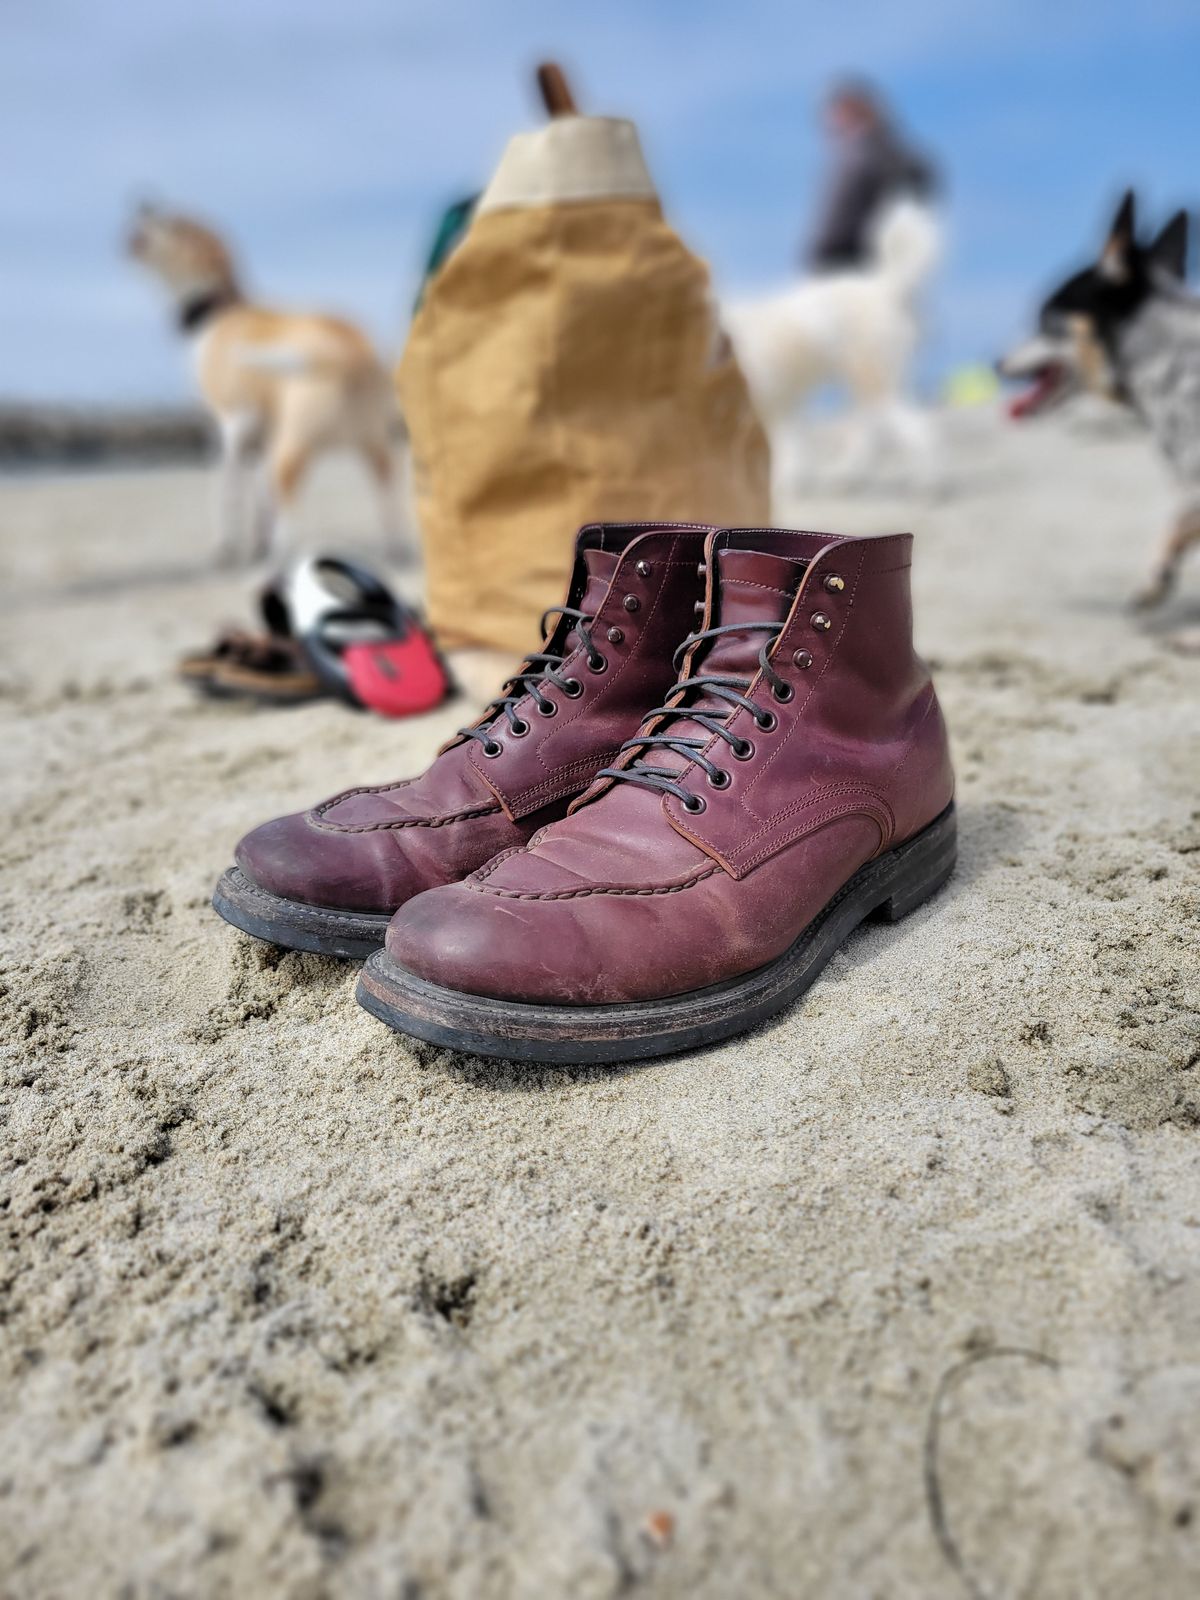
[203,637,324,705]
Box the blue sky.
[2,0,1197,402]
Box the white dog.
[724,199,942,491]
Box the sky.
[1,0,1197,403]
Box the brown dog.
[128,202,411,565]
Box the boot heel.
[873,803,957,923]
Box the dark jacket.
[808,124,937,270]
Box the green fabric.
[414,195,478,311]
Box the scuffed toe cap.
[385,877,729,1006]
[235,809,415,914]
[386,883,528,996]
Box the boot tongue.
[702,549,806,674]
[560,547,618,655]
[577,547,619,624]
[634,547,805,778]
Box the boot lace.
[596,620,791,813]
[461,606,602,756]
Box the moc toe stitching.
[309,803,502,834]
[463,865,718,902]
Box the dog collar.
[178,288,238,332]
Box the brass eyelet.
[773,682,795,703]
[509,718,530,738]
[824,573,845,593]
[623,595,641,613]
[606,627,624,646]
[733,738,755,761]
[793,649,813,670]
[561,678,583,698]
[635,559,653,578]
[682,794,707,814]
[708,768,731,789]
[811,611,832,633]
[482,739,503,758]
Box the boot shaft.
[459,521,717,820]
[672,526,952,873]
[575,526,952,870]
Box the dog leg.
[248,460,276,564]
[262,444,311,565]
[882,401,943,491]
[214,413,258,566]
[1134,505,1200,609]
[829,406,885,489]
[362,435,417,567]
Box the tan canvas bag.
[398,115,770,655]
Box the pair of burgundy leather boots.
[213,522,956,1062]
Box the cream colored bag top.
[399,115,770,655]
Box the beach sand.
[1,416,1198,1597]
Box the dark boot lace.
[597,620,792,812]
[461,606,603,756]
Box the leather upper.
[386,527,955,1001]
[234,523,714,912]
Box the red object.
[343,632,450,718]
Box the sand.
[1,417,1198,1598]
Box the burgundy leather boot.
[358,527,956,1060]
[213,523,715,956]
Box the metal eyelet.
[793,649,813,670]
[482,739,503,758]
[635,560,653,578]
[755,710,778,732]
[824,573,845,593]
[773,682,795,703]
[623,595,640,613]
[708,768,731,789]
[811,611,832,633]
[696,562,707,580]
[509,718,530,738]
[733,738,755,761]
[588,653,608,674]
[606,627,624,646]
[561,678,583,698]
[536,698,557,717]
[682,794,707,814]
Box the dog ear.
[1149,210,1189,280]
[1100,190,1136,282]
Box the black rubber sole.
[212,866,391,959]
[356,803,957,1064]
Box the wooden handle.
[536,62,578,117]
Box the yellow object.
[944,364,1001,408]
[399,116,770,655]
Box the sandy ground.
[1,417,1198,1599]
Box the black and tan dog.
[999,192,1198,609]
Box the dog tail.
[870,198,941,301]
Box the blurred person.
[727,201,942,492]
[807,79,938,272]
